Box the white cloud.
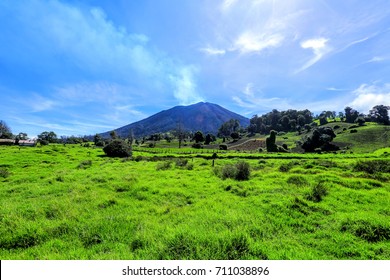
[234,32,284,54]
[349,83,390,112]
[199,47,226,55]
[296,37,331,73]
[4,0,199,106]
[366,56,387,63]
[169,66,203,105]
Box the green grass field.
[1,143,389,260]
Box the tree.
[0,120,13,139]
[173,121,186,148]
[355,116,366,126]
[218,119,240,137]
[319,115,328,126]
[266,130,278,152]
[297,115,306,127]
[15,132,28,144]
[204,134,215,145]
[193,131,204,143]
[109,130,118,139]
[301,127,338,152]
[94,134,105,147]
[280,115,290,131]
[344,107,359,123]
[103,139,132,158]
[369,105,390,125]
[230,132,240,141]
[38,131,57,143]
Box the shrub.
[353,160,390,174]
[220,164,237,180]
[266,130,278,152]
[0,168,10,178]
[350,129,358,133]
[219,144,228,150]
[341,220,390,242]
[287,175,308,186]
[175,158,188,168]
[334,125,341,129]
[77,160,92,169]
[156,161,172,171]
[235,161,250,181]
[279,162,294,172]
[301,127,338,152]
[219,161,250,181]
[192,143,202,149]
[103,139,132,158]
[307,182,328,202]
[39,139,49,146]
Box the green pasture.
[0,144,389,259]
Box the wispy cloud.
[296,37,331,73]
[234,32,284,54]
[199,47,226,55]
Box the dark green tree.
[0,120,13,139]
[193,131,205,143]
[266,130,278,152]
[369,105,390,125]
[218,119,240,138]
[94,134,105,147]
[103,139,132,158]
[301,127,338,152]
[38,131,57,143]
[344,107,359,123]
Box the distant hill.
[101,102,250,138]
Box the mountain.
[101,102,250,138]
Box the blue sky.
[1,0,390,137]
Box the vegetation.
[1,143,389,260]
[103,139,132,158]
[0,104,389,260]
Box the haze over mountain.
[101,102,250,138]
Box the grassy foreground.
[0,145,389,259]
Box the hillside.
[223,122,390,154]
[102,102,250,138]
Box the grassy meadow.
[0,142,390,260]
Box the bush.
[350,129,358,133]
[354,160,390,174]
[220,164,237,180]
[218,161,250,181]
[103,139,132,158]
[175,158,188,168]
[266,130,278,152]
[279,162,294,172]
[219,144,228,150]
[192,143,202,149]
[156,161,172,171]
[0,168,10,178]
[77,160,92,169]
[235,161,250,181]
[287,175,308,186]
[39,139,49,146]
[341,220,390,242]
[307,182,328,202]
[301,127,338,152]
